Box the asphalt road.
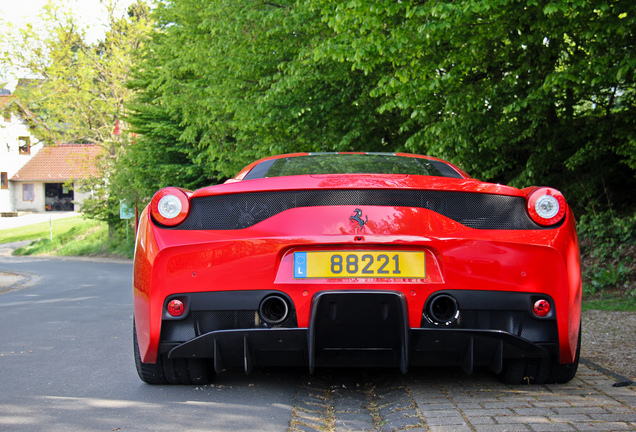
[0,254,298,432]
[1,251,635,432]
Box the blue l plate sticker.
[294,252,307,279]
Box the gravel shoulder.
[582,309,636,381]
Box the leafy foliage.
[308,0,636,214]
[2,1,152,151]
[578,212,636,296]
[1,1,154,225]
[123,0,636,217]
[123,0,414,205]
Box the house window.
[1,172,7,189]
[18,137,30,155]
[23,184,34,201]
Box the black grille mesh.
[171,189,542,230]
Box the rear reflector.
[167,299,185,317]
[533,299,551,317]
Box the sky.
[0,0,139,90]
[0,0,126,41]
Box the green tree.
[2,1,152,152]
[124,0,412,206]
[1,0,153,225]
[308,0,636,214]
[127,0,635,216]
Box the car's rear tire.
[498,325,581,385]
[161,357,215,385]
[134,320,167,384]
[547,326,581,384]
[498,357,550,385]
[133,320,215,385]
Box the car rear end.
[133,156,581,384]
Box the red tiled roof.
[12,144,103,181]
[0,95,17,109]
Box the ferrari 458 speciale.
[133,153,581,385]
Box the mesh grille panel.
[172,189,541,230]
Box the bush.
[107,220,136,259]
[577,212,636,298]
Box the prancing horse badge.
[349,208,368,232]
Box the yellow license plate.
[293,251,425,279]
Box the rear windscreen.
[243,153,463,180]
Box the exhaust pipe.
[426,294,460,326]
[259,295,290,325]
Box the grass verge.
[0,216,83,244]
[582,296,636,312]
[1,216,134,259]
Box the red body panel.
[200,174,515,199]
[133,172,582,367]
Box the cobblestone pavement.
[288,365,636,432]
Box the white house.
[1,94,103,214]
[0,95,45,214]
[11,143,102,212]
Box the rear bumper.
[163,291,556,374]
[166,328,551,375]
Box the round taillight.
[157,195,182,219]
[150,187,190,227]
[533,299,551,317]
[527,187,566,226]
[167,299,185,317]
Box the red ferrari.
[133,152,581,385]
